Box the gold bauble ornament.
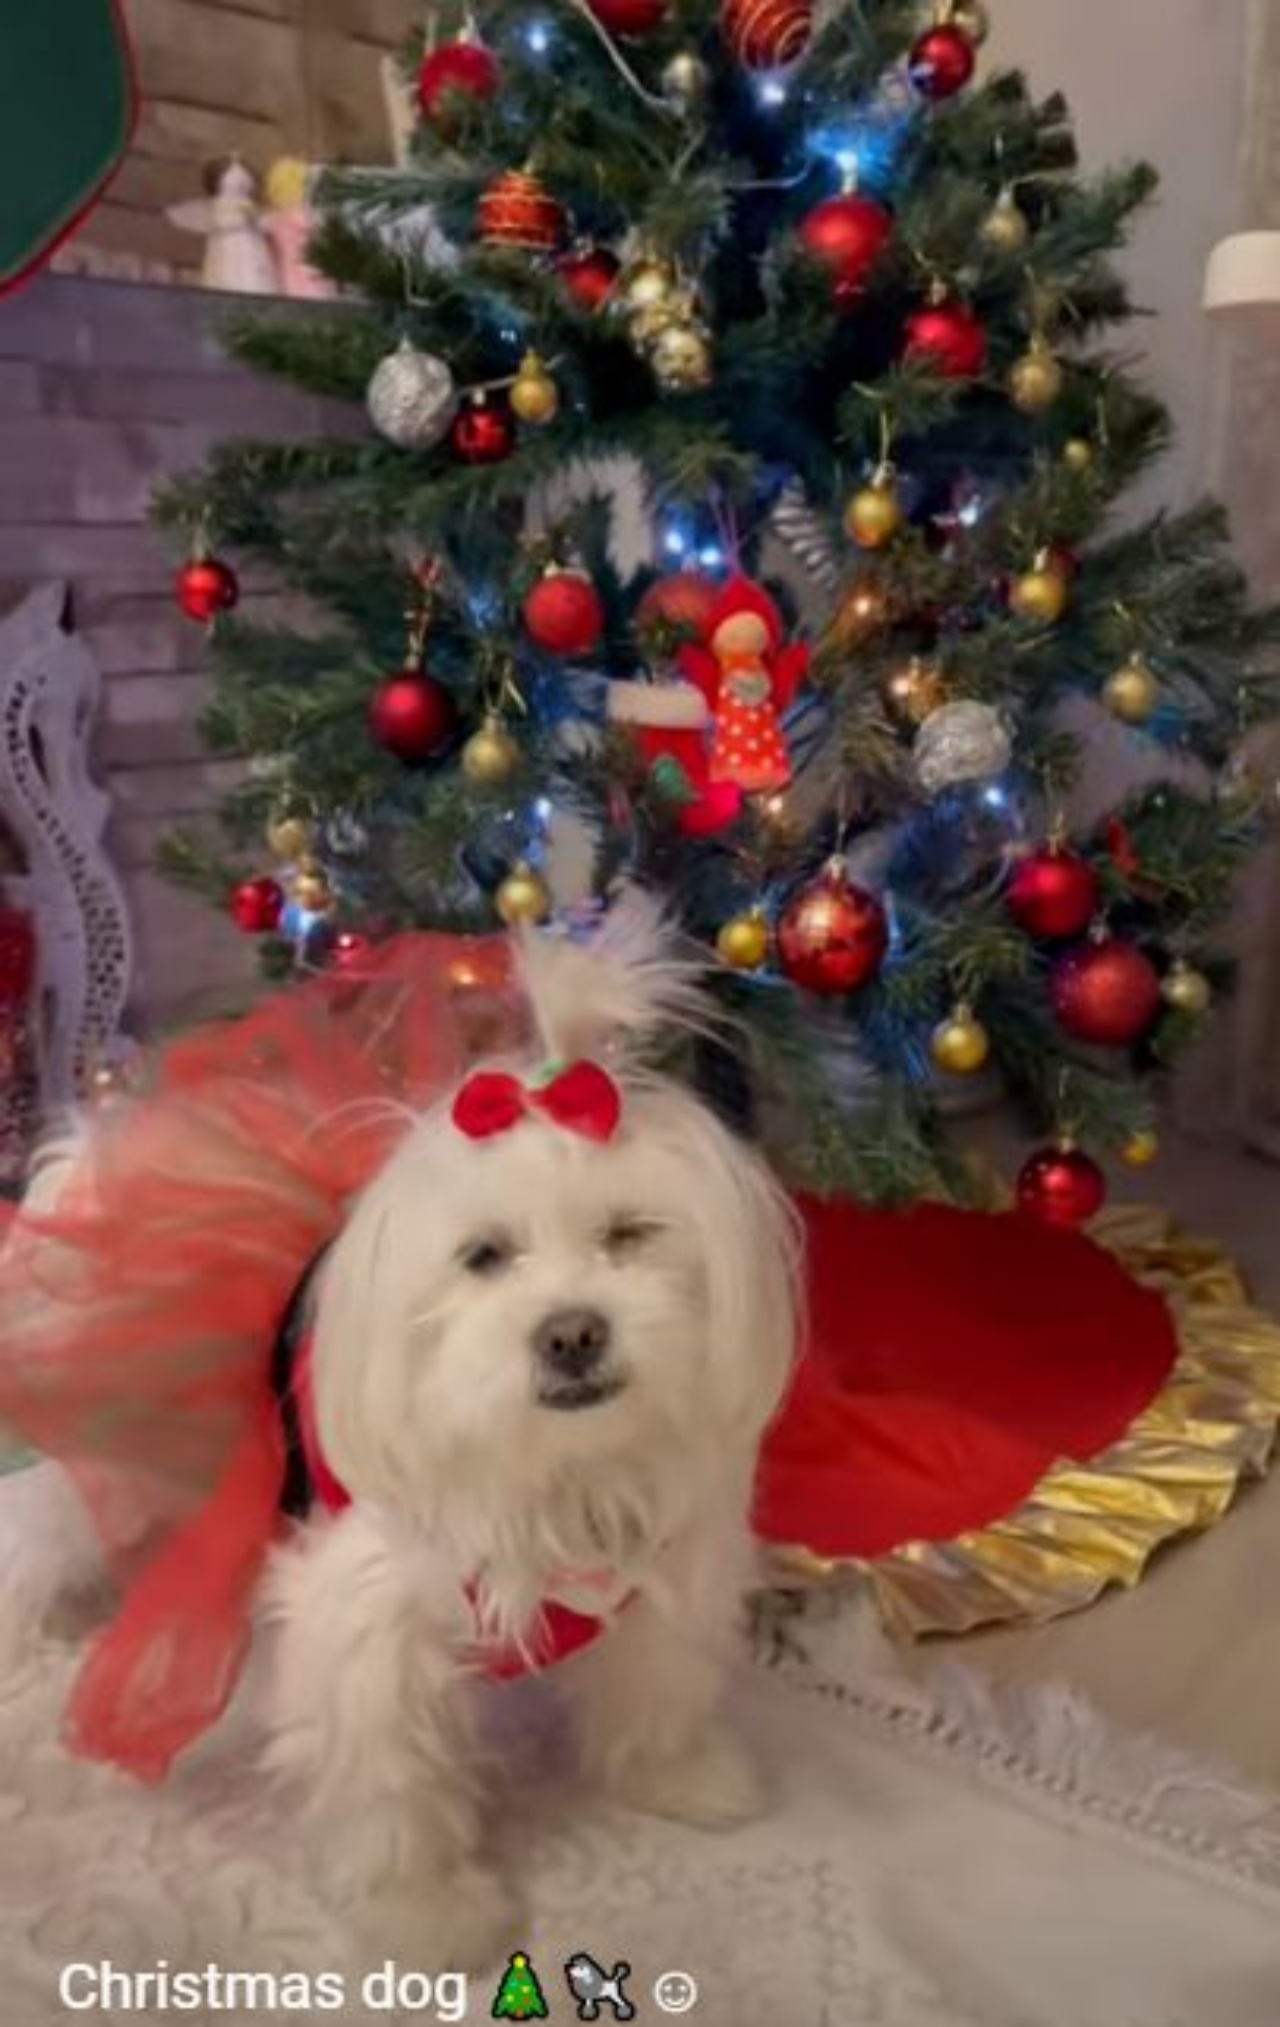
[509,352,559,426]
[628,296,683,346]
[1008,335,1064,414]
[662,50,710,108]
[650,321,713,392]
[1063,436,1095,473]
[495,860,552,926]
[461,714,521,786]
[1009,553,1069,624]
[949,0,990,45]
[845,466,904,550]
[1120,1128,1160,1168]
[1161,959,1212,1016]
[291,862,334,912]
[882,654,948,727]
[618,256,678,314]
[1103,651,1159,725]
[980,187,1030,256]
[717,907,770,972]
[931,1003,991,1075]
[267,814,314,861]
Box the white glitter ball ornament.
[913,700,1012,794]
[366,337,458,449]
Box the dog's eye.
[603,1216,662,1258]
[459,1234,515,1276]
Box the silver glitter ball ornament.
[366,337,458,450]
[913,700,1012,795]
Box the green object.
[490,1952,548,2021]
[0,0,136,290]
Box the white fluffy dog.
[3,899,800,1966]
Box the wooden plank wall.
[56,0,418,284]
[0,273,366,1032]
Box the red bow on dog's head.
[451,1060,622,1144]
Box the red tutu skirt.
[0,933,1179,1781]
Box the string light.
[697,543,726,569]
[756,74,789,108]
[523,17,553,53]
[663,526,690,558]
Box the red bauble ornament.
[635,571,720,639]
[589,0,670,32]
[230,876,285,935]
[176,556,239,623]
[722,0,814,68]
[1006,848,1100,942]
[524,570,606,657]
[368,670,458,763]
[417,38,499,122]
[777,861,888,996]
[799,193,892,301]
[450,396,515,465]
[477,169,567,252]
[908,23,977,100]
[1044,542,1081,581]
[1017,1145,1107,1229]
[559,245,621,311]
[1050,938,1162,1047]
[904,299,988,378]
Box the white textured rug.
[1,1596,1278,2027]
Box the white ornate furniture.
[0,583,134,1133]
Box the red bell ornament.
[777,861,888,996]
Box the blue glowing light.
[663,527,689,558]
[534,796,554,824]
[982,783,1010,811]
[807,94,918,198]
[524,18,553,54]
[756,74,789,108]
[697,544,725,569]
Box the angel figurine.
[261,156,336,300]
[678,577,809,795]
[167,156,277,295]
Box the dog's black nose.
[532,1307,612,1376]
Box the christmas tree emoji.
[491,1952,548,2021]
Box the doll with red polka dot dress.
[678,577,810,796]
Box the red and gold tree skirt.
[754,1198,1280,1637]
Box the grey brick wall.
[0,273,363,1032]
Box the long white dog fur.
[3,896,801,1966]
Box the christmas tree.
[159,0,1280,1218]
[490,1952,549,2021]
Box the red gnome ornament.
[678,578,809,794]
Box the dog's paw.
[352,1858,509,1971]
[609,1730,763,1831]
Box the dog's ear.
[517,887,711,1065]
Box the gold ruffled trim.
[770,1207,1280,1639]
